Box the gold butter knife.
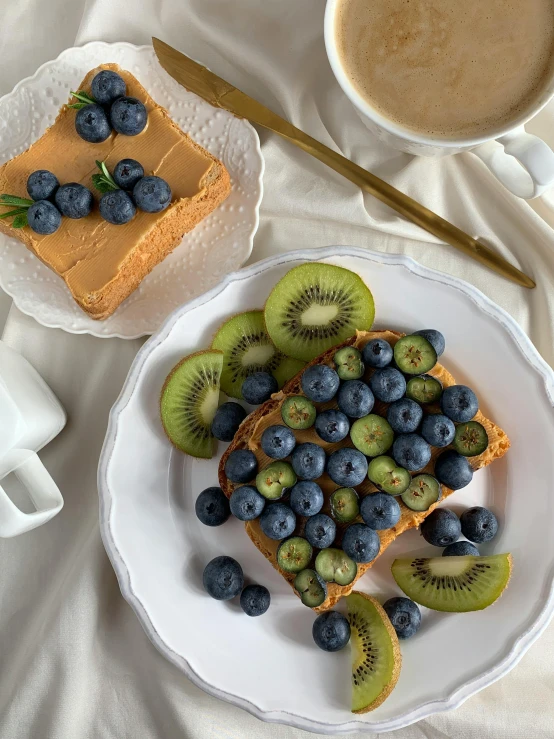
[153,37,535,289]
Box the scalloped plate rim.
[0,41,264,339]
[98,245,554,734]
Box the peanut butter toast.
[219,330,510,612]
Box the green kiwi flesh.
[392,554,512,612]
[211,310,304,398]
[347,591,401,713]
[264,263,375,362]
[160,350,223,459]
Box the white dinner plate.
[98,246,554,733]
[0,42,263,339]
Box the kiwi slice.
[454,421,489,456]
[281,395,317,430]
[350,415,394,457]
[347,591,401,713]
[394,335,437,375]
[406,375,443,404]
[334,346,365,380]
[367,456,411,495]
[392,553,512,612]
[330,487,360,523]
[401,474,441,511]
[160,350,223,459]
[315,548,357,585]
[264,263,375,362]
[294,568,328,608]
[277,536,313,573]
[212,310,304,398]
[256,462,297,500]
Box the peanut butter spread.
[0,67,214,299]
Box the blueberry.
[113,158,144,190]
[211,402,247,442]
[420,414,455,448]
[133,176,172,213]
[54,183,93,219]
[312,611,351,652]
[326,447,368,487]
[291,442,326,480]
[420,508,461,547]
[203,555,243,600]
[443,541,480,556]
[75,104,111,143]
[224,449,258,483]
[434,450,473,490]
[110,96,148,135]
[392,433,431,472]
[26,200,61,235]
[301,365,340,403]
[341,523,380,563]
[91,69,126,105]
[414,329,445,357]
[314,409,350,443]
[229,485,265,521]
[304,513,336,549]
[337,380,374,418]
[260,502,296,540]
[440,385,478,423]
[240,584,271,616]
[99,189,136,225]
[242,371,278,404]
[383,597,421,639]
[290,481,324,516]
[387,398,423,434]
[261,425,296,459]
[26,170,59,201]
[460,506,498,543]
[369,367,407,403]
[360,492,401,530]
[195,486,230,526]
[362,338,393,368]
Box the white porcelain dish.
[98,246,554,733]
[0,42,263,339]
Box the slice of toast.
[0,64,231,319]
[219,330,510,612]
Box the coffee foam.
[335,0,554,138]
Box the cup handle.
[0,449,63,538]
[471,126,554,199]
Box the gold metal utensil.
[153,38,535,289]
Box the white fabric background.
[1,1,554,737]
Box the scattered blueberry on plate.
[242,371,278,404]
[443,541,479,557]
[195,486,230,527]
[211,402,247,442]
[383,597,421,639]
[420,508,461,547]
[312,611,351,652]
[460,506,498,543]
[203,556,244,600]
[240,584,271,616]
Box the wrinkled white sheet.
[1,1,554,737]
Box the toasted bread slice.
[219,330,510,612]
[0,64,231,320]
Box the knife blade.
[153,37,535,289]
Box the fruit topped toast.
[218,328,510,611]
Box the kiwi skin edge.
[348,591,402,714]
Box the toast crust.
[0,63,231,320]
[219,330,510,612]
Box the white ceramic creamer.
[0,340,66,537]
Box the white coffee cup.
[324,0,554,199]
[0,341,66,537]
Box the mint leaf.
[12,213,28,229]
[69,90,96,106]
[92,160,118,193]
[0,207,28,220]
[0,194,34,207]
[67,102,88,110]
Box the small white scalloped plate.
[0,42,263,339]
[98,247,554,733]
